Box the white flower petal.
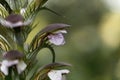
[2,60,19,67]
[48,70,62,80]
[55,30,67,34]
[11,21,24,27]
[58,69,70,74]
[0,60,19,75]
[48,33,65,45]
[16,60,27,74]
[0,65,8,75]
[0,60,26,75]
[0,17,24,28]
[48,69,70,80]
[0,18,13,27]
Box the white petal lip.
[1,60,19,67]
[0,19,23,28]
[1,20,32,28]
[8,21,23,27]
[48,33,65,45]
[1,65,8,75]
[48,69,70,80]
[0,17,31,28]
[16,60,27,74]
[55,30,67,34]
[58,69,70,74]
[48,30,67,45]
[0,60,19,75]
[0,60,27,75]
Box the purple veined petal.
[0,18,32,28]
[3,50,24,60]
[0,18,23,28]
[40,23,70,35]
[48,33,65,45]
[0,19,31,28]
[0,13,25,28]
[5,14,24,23]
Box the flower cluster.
[0,0,70,80]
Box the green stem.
[14,31,24,52]
[47,45,56,63]
[14,66,25,80]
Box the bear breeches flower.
[47,30,67,45]
[48,69,70,80]
[0,50,27,75]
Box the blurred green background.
[28,0,120,80]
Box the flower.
[47,30,67,45]
[48,69,70,80]
[0,13,31,28]
[0,50,27,75]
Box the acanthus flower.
[0,50,27,75]
[47,30,67,45]
[0,13,31,28]
[48,69,70,80]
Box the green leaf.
[5,0,18,11]
[40,6,63,17]
[0,3,9,18]
[0,0,12,13]
[36,0,48,8]
[5,0,27,11]
[22,0,36,19]
[0,27,16,50]
[0,35,11,51]
[22,0,48,19]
